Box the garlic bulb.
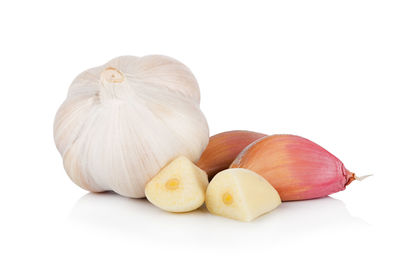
[54,55,209,198]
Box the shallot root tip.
[345,172,372,187]
[354,174,373,181]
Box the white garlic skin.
[54,55,209,198]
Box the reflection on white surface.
[68,192,369,248]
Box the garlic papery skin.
[54,55,209,198]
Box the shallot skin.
[230,135,355,201]
[197,130,266,179]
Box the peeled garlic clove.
[197,130,266,179]
[231,135,361,201]
[145,156,208,212]
[206,168,281,222]
[54,55,209,198]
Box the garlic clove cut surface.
[205,168,281,222]
[145,156,209,212]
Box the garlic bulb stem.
[101,67,125,83]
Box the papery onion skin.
[230,135,356,201]
[197,130,266,179]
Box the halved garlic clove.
[145,156,209,212]
[205,168,281,222]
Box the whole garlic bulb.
[54,55,209,198]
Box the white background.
[0,0,399,272]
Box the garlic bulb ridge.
[54,55,209,198]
